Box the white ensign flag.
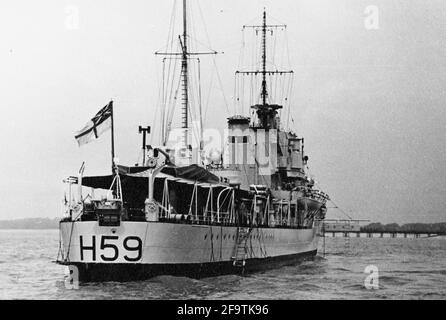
[75,101,113,146]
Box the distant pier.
[323,231,440,238]
[321,219,444,239]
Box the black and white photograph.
[0,0,445,303]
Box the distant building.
[323,219,365,232]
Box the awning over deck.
[81,165,225,190]
[161,164,220,183]
[79,164,246,214]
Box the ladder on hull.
[232,227,252,269]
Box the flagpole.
[110,100,115,175]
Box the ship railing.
[157,209,232,225]
[159,210,312,229]
[190,211,234,225]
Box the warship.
[57,1,329,282]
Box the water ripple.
[0,230,445,299]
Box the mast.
[181,0,189,147]
[110,100,115,173]
[237,10,293,128]
[156,0,217,152]
[261,10,267,106]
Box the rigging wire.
[196,0,230,116]
[197,59,203,146]
[153,0,178,145]
[311,178,353,220]
[327,198,353,221]
[203,67,215,123]
[286,72,295,130]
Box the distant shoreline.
[0,218,59,230]
[0,218,445,233]
[359,222,446,235]
[0,228,58,231]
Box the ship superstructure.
[57,1,329,282]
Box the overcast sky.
[0,0,445,223]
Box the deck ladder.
[232,227,251,268]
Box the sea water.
[0,229,444,299]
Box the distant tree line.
[361,222,446,234]
[1,218,445,234]
[0,218,59,229]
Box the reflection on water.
[0,230,444,299]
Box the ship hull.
[64,250,317,282]
[58,221,321,282]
